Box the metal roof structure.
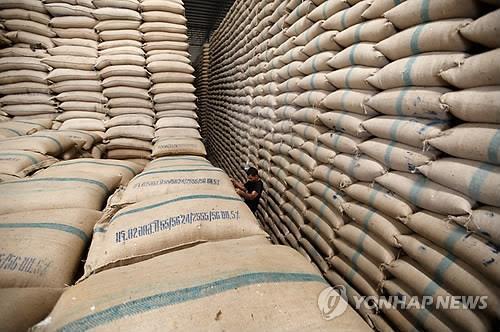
[185,0,236,47]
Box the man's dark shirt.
[244,180,263,213]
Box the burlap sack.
[300,224,334,258]
[1,82,49,95]
[0,57,48,72]
[308,0,348,21]
[418,158,500,207]
[140,0,185,13]
[427,124,500,165]
[397,234,500,318]
[54,130,103,150]
[0,150,57,177]
[440,87,500,123]
[59,119,104,132]
[344,182,415,220]
[318,132,363,155]
[0,5,49,19]
[84,193,265,275]
[107,149,151,160]
[114,166,235,205]
[51,80,102,94]
[105,125,154,141]
[0,69,47,85]
[322,1,370,31]
[312,165,353,189]
[366,87,451,119]
[440,49,500,89]
[294,20,325,46]
[307,181,350,212]
[53,91,107,103]
[298,72,335,90]
[93,7,141,21]
[150,83,195,94]
[343,201,411,247]
[95,54,145,70]
[47,68,98,82]
[329,255,379,298]
[375,19,472,60]
[36,236,370,331]
[154,128,202,139]
[337,223,398,264]
[142,11,187,24]
[99,65,148,79]
[362,115,449,148]
[322,89,378,115]
[35,159,143,186]
[329,42,389,69]
[301,142,336,164]
[41,56,95,70]
[145,156,211,170]
[0,172,121,214]
[305,196,346,229]
[0,120,49,136]
[326,65,379,90]
[375,171,475,215]
[407,211,500,283]
[460,9,500,48]
[366,52,468,89]
[335,18,396,47]
[93,0,139,10]
[382,279,457,332]
[0,132,75,157]
[107,138,152,152]
[100,30,143,42]
[384,0,481,29]
[333,153,386,182]
[0,208,101,288]
[139,22,187,33]
[152,138,206,157]
[4,31,54,49]
[103,87,150,100]
[50,16,97,29]
[302,31,342,56]
[107,97,152,109]
[358,138,440,172]
[319,111,372,138]
[450,206,500,246]
[385,257,491,332]
[1,94,54,105]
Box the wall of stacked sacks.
[0,0,201,163]
[203,0,500,330]
[0,1,372,331]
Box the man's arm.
[237,190,258,200]
[231,178,245,191]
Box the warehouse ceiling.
[185,0,236,47]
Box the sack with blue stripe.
[83,191,266,277]
[0,208,101,288]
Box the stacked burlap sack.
[138,0,200,158]
[205,0,500,330]
[92,0,152,162]
[0,151,139,331]
[42,0,106,138]
[0,0,56,121]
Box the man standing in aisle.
[231,167,263,215]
